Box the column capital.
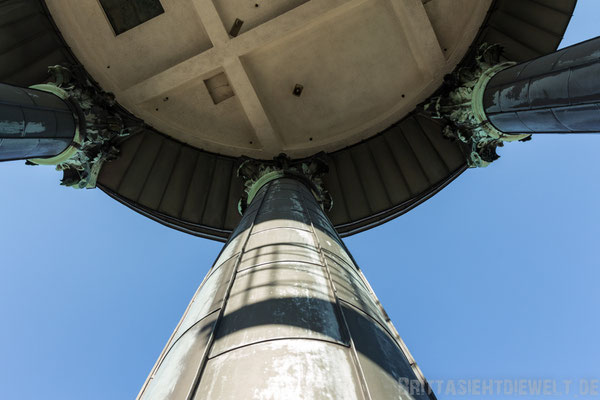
[28,65,143,188]
[236,153,332,214]
[424,44,530,168]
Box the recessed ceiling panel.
[46,0,213,88]
[47,0,491,158]
[213,0,308,37]
[423,0,494,59]
[99,0,165,35]
[138,75,259,152]
[241,0,423,149]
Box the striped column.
[0,82,77,162]
[483,37,600,134]
[137,177,434,400]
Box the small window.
[99,0,164,35]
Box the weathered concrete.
[137,177,434,400]
[46,0,491,158]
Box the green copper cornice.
[425,44,530,168]
[237,153,332,214]
[28,66,143,188]
[28,84,83,166]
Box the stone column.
[0,82,77,162]
[0,65,141,188]
[136,157,435,400]
[483,36,600,134]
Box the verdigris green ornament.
[424,44,530,167]
[29,65,143,188]
[237,153,332,214]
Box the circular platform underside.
[0,0,577,240]
[46,0,492,158]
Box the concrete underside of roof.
[45,0,492,159]
[0,0,577,241]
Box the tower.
[1,0,597,399]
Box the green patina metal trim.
[471,62,530,143]
[247,170,286,205]
[28,84,83,165]
[424,44,531,168]
[28,132,81,165]
[29,83,69,100]
[470,62,514,134]
[472,61,530,142]
[237,170,286,215]
[24,66,143,189]
[29,141,75,164]
[237,154,332,215]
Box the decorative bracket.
[28,65,143,188]
[237,153,332,215]
[424,43,530,168]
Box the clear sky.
[1,2,600,399]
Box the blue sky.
[1,2,599,399]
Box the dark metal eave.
[0,0,577,242]
[335,164,468,237]
[98,183,234,241]
[98,160,468,243]
[94,112,468,242]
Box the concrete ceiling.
[46,0,492,158]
